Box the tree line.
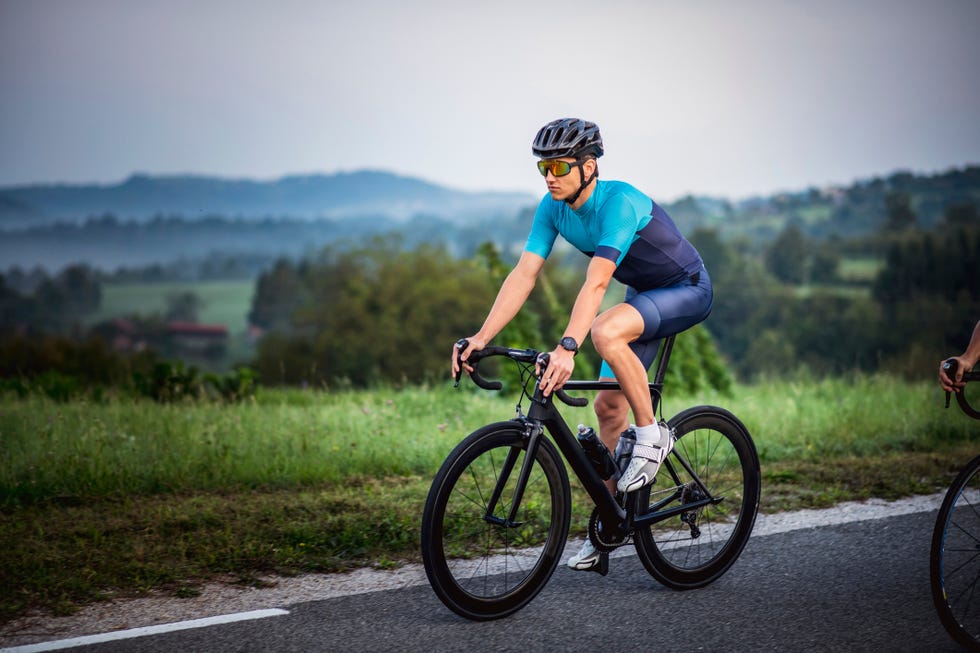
[1,171,978,391]
[244,194,977,388]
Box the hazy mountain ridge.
[0,170,536,227]
[1,165,978,274]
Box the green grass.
[0,385,501,500]
[837,256,882,283]
[792,284,870,299]
[1,375,977,623]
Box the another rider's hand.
[537,347,575,397]
[452,336,487,379]
[940,356,969,393]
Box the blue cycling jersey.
[525,180,703,291]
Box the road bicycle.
[420,334,761,620]
[931,359,980,650]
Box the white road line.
[0,609,289,653]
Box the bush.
[0,334,257,403]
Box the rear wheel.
[633,406,761,589]
[421,421,570,620]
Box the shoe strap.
[633,442,669,461]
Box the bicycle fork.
[482,422,544,528]
[480,416,627,533]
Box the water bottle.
[614,427,636,476]
[577,425,618,480]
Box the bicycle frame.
[481,335,721,540]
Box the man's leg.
[592,303,672,493]
[591,304,654,426]
[567,306,649,572]
[594,387,630,495]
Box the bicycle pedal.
[588,551,609,576]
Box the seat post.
[652,334,676,386]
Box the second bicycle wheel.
[633,405,761,589]
[421,421,571,620]
[931,453,980,651]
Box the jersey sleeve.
[524,196,559,260]
[594,193,641,265]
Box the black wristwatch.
[559,336,579,355]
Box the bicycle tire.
[633,406,761,589]
[930,453,980,651]
[421,421,571,620]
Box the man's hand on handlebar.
[536,346,575,397]
[452,336,486,382]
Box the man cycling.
[452,118,713,571]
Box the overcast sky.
[1,0,978,201]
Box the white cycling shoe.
[567,539,601,571]
[616,429,674,494]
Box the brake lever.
[536,352,550,372]
[454,339,468,388]
[943,359,957,408]
[534,352,588,406]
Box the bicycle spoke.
[633,409,759,590]
[423,425,569,617]
[931,456,980,649]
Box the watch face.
[560,336,578,352]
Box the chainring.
[588,506,631,552]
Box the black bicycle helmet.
[532,118,604,160]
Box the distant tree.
[883,191,917,233]
[689,228,736,275]
[0,274,27,333]
[810,242,841,284]
[248,258,310,331]
[27,264,100,331]
[165,291,203,322]
[57,264,101,317]
[943,202,979,229]
[254,240,495,386]
[476,241,542,350]
[765,223,809,284]
[686,229,792,378]
[873,227,979,305]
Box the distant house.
[90,318,229,361]
[166,321,228,353]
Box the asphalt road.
[45,509,962,653]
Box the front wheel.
[930,454,980,651]
[633,406,761,589]
[421,421,571,620]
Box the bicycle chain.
[588,505,631,552]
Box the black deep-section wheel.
[633,406,761,589]
[931,453,980,651]
[421,421,570,620]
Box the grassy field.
[1,376,977,622]
[90,280,255,330]
[837,256,882,284]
